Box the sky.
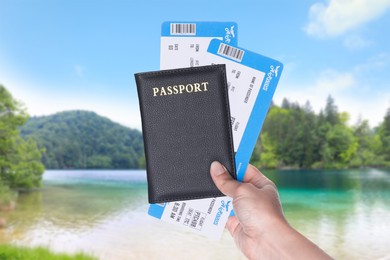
[1,0,390,130]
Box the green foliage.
[138,155,146,169]
[325,124,358,163]
[378,108,390,161]
[324,95,340,125]
[0,85,45,189]
[0,244,96,260]
[20,110,145,169]
[0,182,17,207]
[255,132,278,168]
[251,97,390,169]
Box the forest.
[21,111,145,169]
[2,84,390,176]
[22,95,390,170]
[250,96,390,169]
[0,85,44,192]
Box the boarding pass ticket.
[160,21,238,69]
[150,23,283,240]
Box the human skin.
[210,161,332,260]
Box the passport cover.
[135,65,236,203]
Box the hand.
[210,161,332,260]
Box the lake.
[1,169,390,259]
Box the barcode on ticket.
[170,23,196,35]
[218,43,244,62]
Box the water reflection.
[1,170,147,245]
[263,168,390,259]
[0,169,389,259]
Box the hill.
[20,110,144,169]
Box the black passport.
[135,64,236,203]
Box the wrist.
[253,218,331,260]
[255,218,296,259]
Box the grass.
[0,244,96,260]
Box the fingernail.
[211,161,226,176]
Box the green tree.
[350,118,384,167]
[257,132,278,168]
[324,95,340,125]
[379,107,390,161]
[312,99,358,168]
[325,123,358,166]
[20,110,144,169]
[249,96,386,169]
[0,85,45,189]
[138,155,146,169]
[257,101,320,168]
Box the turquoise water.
[271,169,390,259]
[1,169,390,259]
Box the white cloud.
[274,81,389,127]
[74,65,85,77]
[305,0,390,37]
[354,52,390,72]
[274,55,390,127]
[274,69,356,113]
[343,34,373,50]
[316,70,355,91]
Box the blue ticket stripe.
[148,203,167,219]
[161,21,238,45]
[235,82,279,181]
[208,39,283,181]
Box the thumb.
[210,161,240,198]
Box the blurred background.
[1,0,390,259]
